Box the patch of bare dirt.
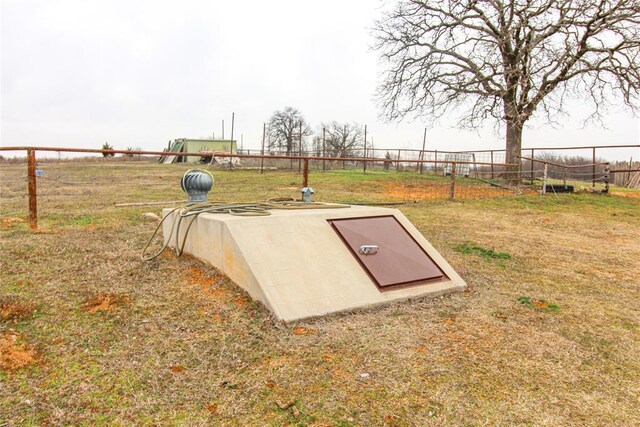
[383,182,513,201]
[611,191,640,198]
[187,267,227,298]
[0,331,37,371]
[170,365,186,373]
[233,295,250,308]
[0,296,36,322]
[292,326,317,336]
[532,300,551,309]
[0,217,25,228]
[84,293,129,313]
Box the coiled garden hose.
[141,199,349,261]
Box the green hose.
[141,200,349,261]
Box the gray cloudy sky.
[1,0,638,160]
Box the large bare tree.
[374,0,640,181]
[321,122,365,157]
[266,107,313,155]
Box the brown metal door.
[328,216,446,289]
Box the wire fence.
[0,145,627,230]
[236,144,637,175]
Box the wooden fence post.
[530,148,534,181]
[27,149,38,230]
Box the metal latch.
[359,245,379,255]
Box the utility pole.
[260,123,266,174]
[363,124,368,173]
[420,128,427,174]
[298,121,303,173]
[230,112,235,143]
[322,127,326,172]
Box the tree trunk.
[286,135,292,156]
[504,118,523,185]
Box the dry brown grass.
[0,160,639,426]
[0,296,36,322]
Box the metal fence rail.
[0,145,625,230]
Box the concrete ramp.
[163,205,466,321]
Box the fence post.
[396,149,401,172]
[434,150,438,174]
[27,149,38,230]
[541,162,548,194]
[472,153,479,178]
[530,148,534,181]
[490,150,494,179]
[604,162,610,193]
[419,128,427,174]
[449,162,456,200]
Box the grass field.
[1,161,639,426]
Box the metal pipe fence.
[0,145,631,230]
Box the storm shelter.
[163,205,466,321]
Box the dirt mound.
[0,331,37,371]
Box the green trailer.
[160,138,237,164]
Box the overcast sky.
[1,0,638,160]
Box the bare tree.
[311,135,324,156]
[266,107,313,155]
[321,122,365,157]
[374,0,640,181]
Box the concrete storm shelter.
[163,205,466,321]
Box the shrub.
[102,142,115,158]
